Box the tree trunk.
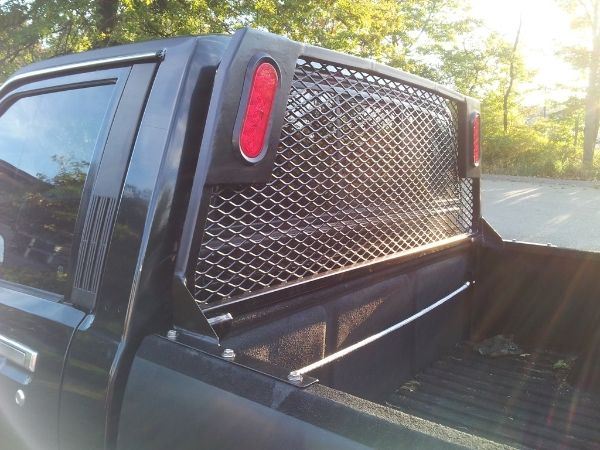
[503,18,522,134]
[581,1,600,169]
[582,32,600,169]
[95,0,119,47]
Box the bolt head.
[288,371,303,383]
[15,390,25,407]
[221,348,236,359]
[166,329,178,341]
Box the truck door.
[0,67,130,450]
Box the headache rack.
[191,52,476,306]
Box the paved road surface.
[481,175,600,251]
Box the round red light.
[239,62,279,161]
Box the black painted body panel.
[0,288,84,450]
[117,355,368,450]
[117,335,476,450]
[59,36,230,450]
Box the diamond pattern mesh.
[194,57,474,303]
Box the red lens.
[472,113,481,166]
[239,62,279,160]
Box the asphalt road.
[481,175,600,251]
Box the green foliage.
[482,90,592,178]
[0,0,596,179]
[0,0,509,84]
[117,0,241,41]
[241,0,403,59]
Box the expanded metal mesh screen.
[194,57,474,304]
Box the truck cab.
[0,29,599,450]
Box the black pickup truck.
[0,28,599,450]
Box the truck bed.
[387,344,600,449]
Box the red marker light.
[239,62,279,161]
[472,113,481,166]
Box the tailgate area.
[388,344,600,449]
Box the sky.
[470,0,588,105]
[0,85,112,180]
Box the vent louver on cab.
[194,57,475,304]
[73,194,118,295]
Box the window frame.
[0,68,130,302]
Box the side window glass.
[0,84,116,295]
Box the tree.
[0,0,559,179]
[0,0,494,87]
[503,18,522,134]
[558,0,600,169]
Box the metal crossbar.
[288,281,472,382]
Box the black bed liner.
[387,344,600,449]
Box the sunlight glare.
[471,0,588,105]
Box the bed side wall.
[474,242,600,390]
[222,245,473,401]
